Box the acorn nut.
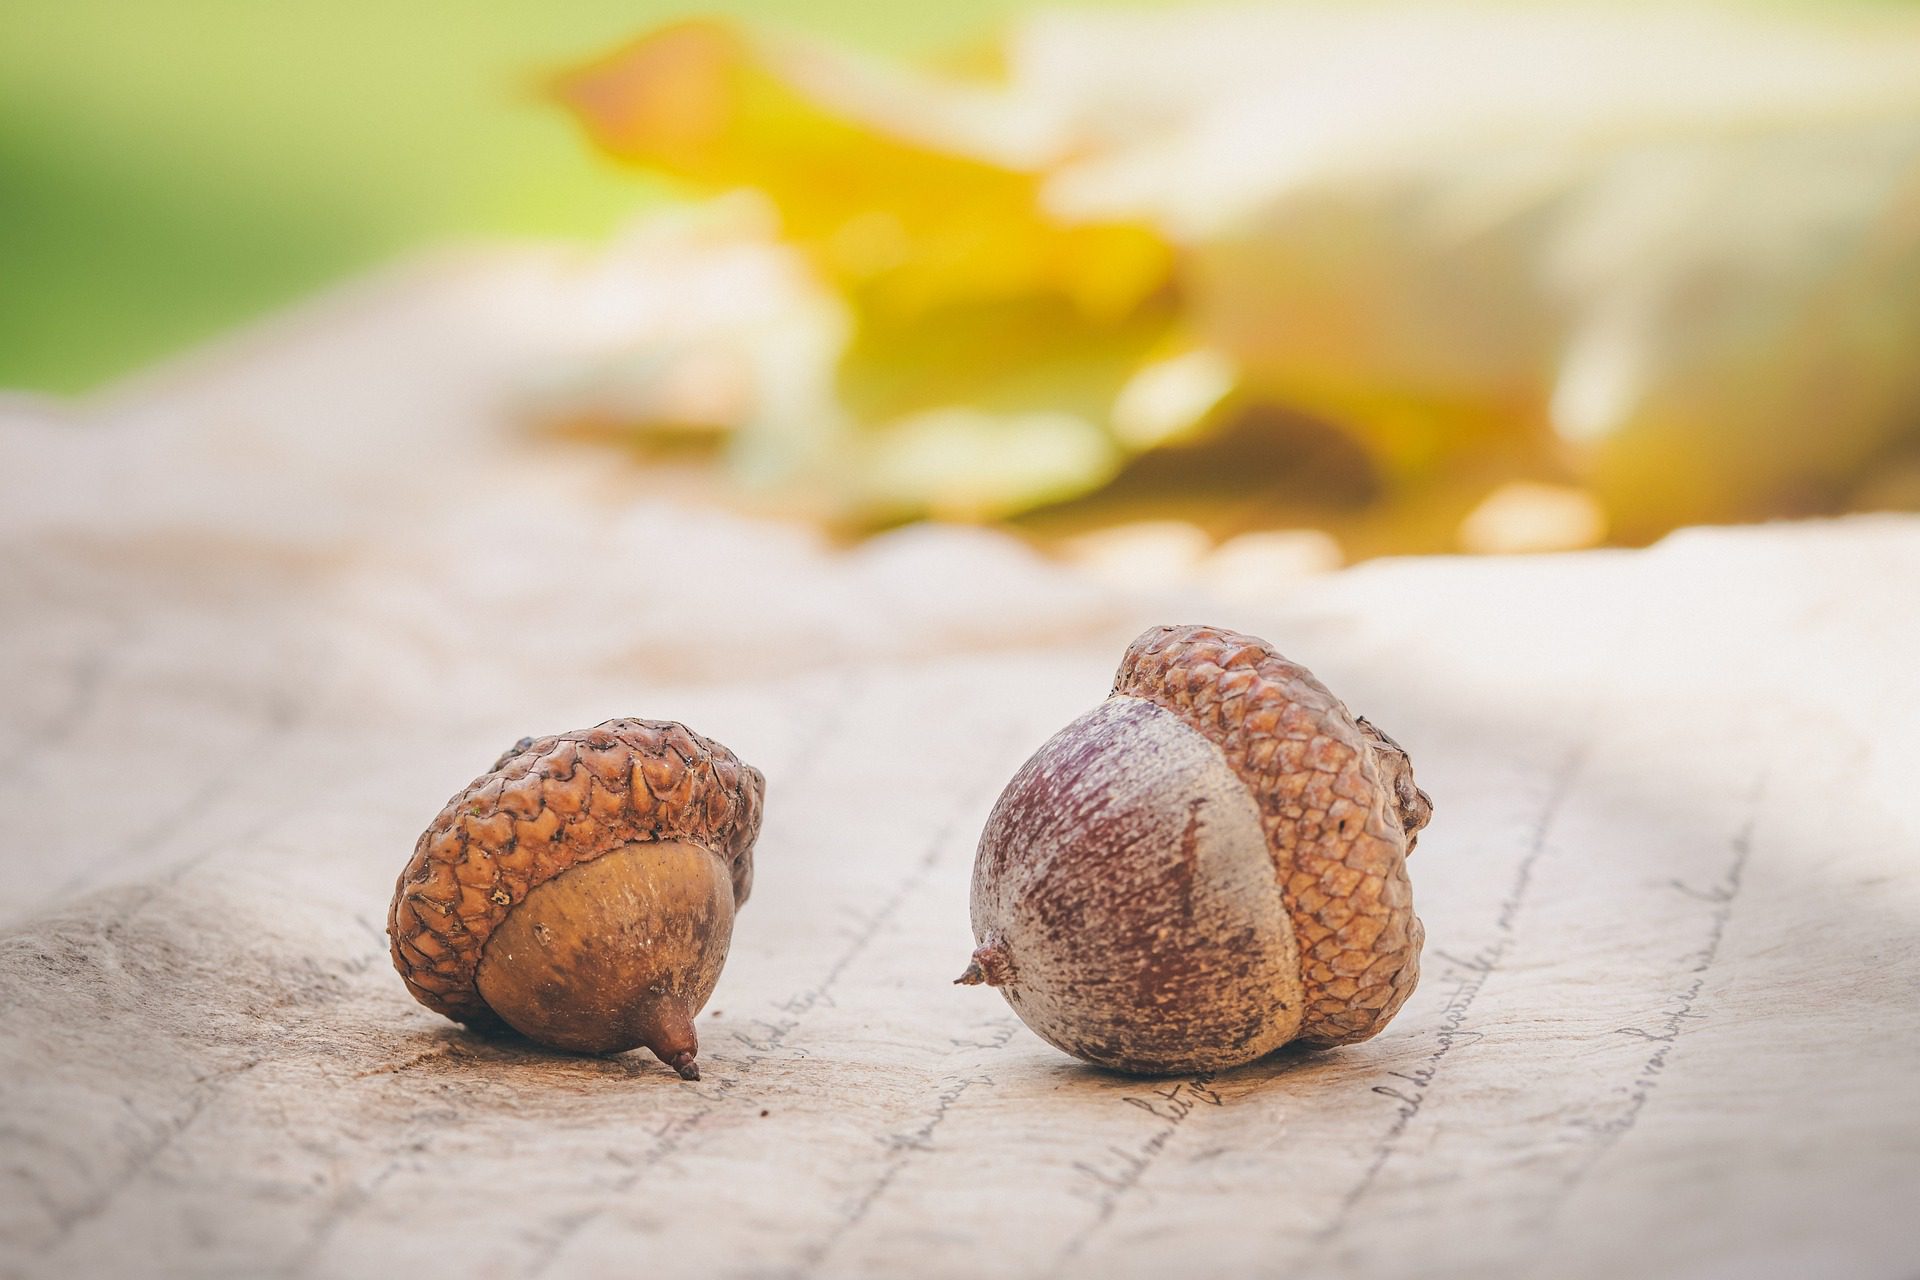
[389,719,764,1080]
[958,625,1431,1075]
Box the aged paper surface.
[3,253,1917,1279]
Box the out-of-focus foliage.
[551,3,1920,553]
[557,21,1177,521]
[0,0,1098,393]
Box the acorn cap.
[387,718,765,1031]
[1112,624,1430,1046]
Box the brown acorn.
[388,719,763,1079]
[958,624,1430,1075]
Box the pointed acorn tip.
[667,1050,700,1081]
[955,940,1012,987]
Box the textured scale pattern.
[388,719,765,1029]
[1114,625,1430,1046]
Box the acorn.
[958,625,1430,1075]
[388,719,763,1079]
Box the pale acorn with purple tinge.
[958,625,1431,1075]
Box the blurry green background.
[0,0,1168,393]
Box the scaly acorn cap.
[388,718,765,1032]
[1111,624,1431,1046]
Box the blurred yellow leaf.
[554,21,1171,324]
